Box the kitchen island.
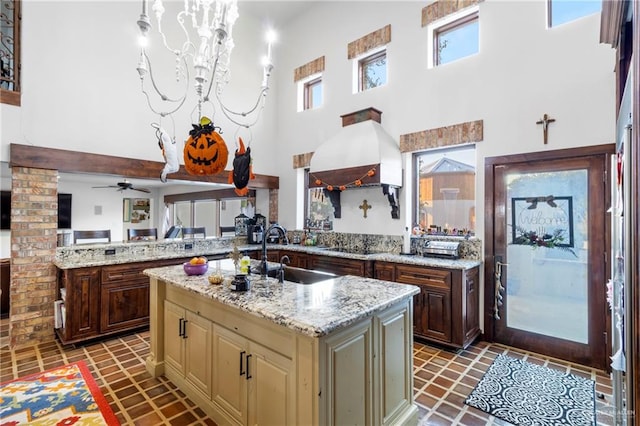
[144,259,420,426]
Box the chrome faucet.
[261,224,289,277]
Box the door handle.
[494,258,508,320]
[246,354,252,380]
[182,320,188,339]
[240,351,246,376]
[178,318,184,337]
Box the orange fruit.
[197,257,207,265]
[189,257,199,265]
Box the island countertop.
[144,259,420,338]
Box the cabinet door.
[377,301,414,424]
[67,268,101,340]
[164,300,185,373]
[212,325,249,425]
[280,251,307,269]
[184,310,212,398]
[248,342,294,426]
[422,286,452,343]
[462,267,480,345]
[100,279,149,333]
[374,262,395,281]
[322,319,373,426]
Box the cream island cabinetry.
[144,259,420,426]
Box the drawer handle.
[240,351,246,376]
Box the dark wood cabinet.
[374,262,479,349]
[275,250,307,269]
[308,254,369,277]
[56,257,192,345]
[100,262,152,334]
[58,267,101,343]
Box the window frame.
[0,0,21,106]
[432,10,480,67]
[412,144,477,235]
[303,76,322,110]
[546,0,602,28]
[358,49,387,92]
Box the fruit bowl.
[183,262,208,276]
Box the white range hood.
[309,107,402,187]
[308,108,402,219]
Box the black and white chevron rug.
[465,354,596,425]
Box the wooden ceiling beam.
[9,143,278,189]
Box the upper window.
[304,76,323,110]
[548,0,601,28]
[433,11,479,66]
[297,73,322,112]
[414,145,476,235]
[358,49,387,92]
[0,0,21,106]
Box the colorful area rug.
[465,354,595,426]
[0,360,119,425]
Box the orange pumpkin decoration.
[367,169,375,177]
[183,117,229,175]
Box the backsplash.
[286,231,482,261]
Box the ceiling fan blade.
[92,185,119,189]
[132,187,151,193]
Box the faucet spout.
[261,224,288,277]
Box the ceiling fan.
[92,180,151,193]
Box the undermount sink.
[267,265,337,284]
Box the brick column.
[10,167,58,347]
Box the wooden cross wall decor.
[536,113,556,144]
[359,200,371,218]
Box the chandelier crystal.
[135,0,275,128]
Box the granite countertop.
[144,259,420,338]
[54,241,481,270]
[266,244,482,270]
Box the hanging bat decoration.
[228,137,255,196]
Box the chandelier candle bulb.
[136,0,275,129]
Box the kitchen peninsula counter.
[144,259,420,425]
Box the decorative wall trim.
[421,0,480,27]
[399,119,483,153]
[347,24,391,59]
[10,167,58,348]
[293,56,325,83]
[293,152,314,169]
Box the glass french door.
[492,155,608,370]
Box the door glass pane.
[506,169,588,343]
[174,201,192,228]
[194,200,216,237]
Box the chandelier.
[135,0,275,128]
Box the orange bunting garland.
[310,168,376,192]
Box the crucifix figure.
[536,113,556,144]
[359,200,371,218]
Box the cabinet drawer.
[309,255,366,276]
[102,263,147,283]
[395,265,451,289]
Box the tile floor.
[0,322,615,425]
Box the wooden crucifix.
[359,200,372,218]
[536,113,556,144]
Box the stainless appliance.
[247,224,263,244]
[423,240,460,259]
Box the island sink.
[266,265,337,284]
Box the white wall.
[0,0,615,246]
[272,0,615,238]
[1,1,279,173]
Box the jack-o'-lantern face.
[183,117,229,175]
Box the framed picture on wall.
[123,199,131,222]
